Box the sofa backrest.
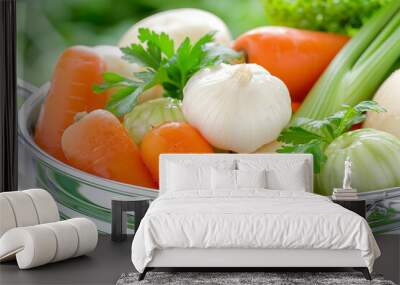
[0,189,59,238]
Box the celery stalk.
[292,0,400,122]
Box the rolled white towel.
[0,225,57,267]
[0,218,98,269]
[42,221,79,262]
[1,192,39,227]
[0,196,17,237]
[24,189,59,224]
[65,218,98,257]
[0,189,59,238]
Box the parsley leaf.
[277,126,326,145]
[93,28,243,117]
[277,100,386,173]
[92,72,140,93]
[278,139,327,173]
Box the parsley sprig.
[277,101,386,173]
[93,28,242,117]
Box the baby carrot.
[61,109,156,188]
[140,122,214,183]
[35,46,109,162]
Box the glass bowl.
[18,82,158,233]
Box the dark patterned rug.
[116,272,395,285]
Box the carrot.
[234,27,349,102]
[291,102,301,113]
[140,122,214,183]
[35,46,110,162]
[61,109,156,188]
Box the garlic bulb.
[94,45,162,103]
[363,69,400,138]
[182,63,292,153]
[118,8,232,48]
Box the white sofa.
[0,189,98,269]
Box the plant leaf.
[103,72,126,83]
[277,140,327,173]
[277,100,385,173]
[106,86,142,117]
[137,28,174,58]
[278,126,325,145]
[92,73,139,93]
[134,70,155,83]
[334,100,387,136]
[121,44,160,69]
[203,42,244,65]
[354,100,386,113]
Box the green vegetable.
[123,97,185,144]
[262,0,391,36]
[278,101,385,173]
[368,207,397,229]
[317,129,400,195]
[93,28,242,117]
[292,0,400,122]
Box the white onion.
[363,70,400,138]
[118,8,232,48]
[94,45,139,78]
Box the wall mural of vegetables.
[28,3,400,233]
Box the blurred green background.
[16,0,266,86]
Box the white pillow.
[211,169,268,190]
[211,168,236,190]
[236,169,267,188]
[166,163,211,191]
[267,166,306,191]
[164,159,236,193]
[238,159,307,191]
[166,158,236,170]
